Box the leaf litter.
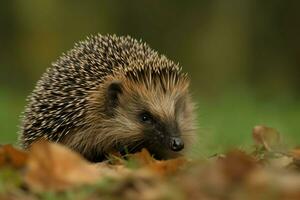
[1,125,300,200]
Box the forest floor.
[1,125,300,200]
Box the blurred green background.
[1,1,299,155]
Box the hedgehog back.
[20,34,179,148]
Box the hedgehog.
[19,34,197,162]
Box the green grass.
[0,89,25,144]
[194,89,300,157]
[1,87,299,158]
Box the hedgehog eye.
[139,112,154,124]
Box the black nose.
[170,137,184,152]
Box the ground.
[1,125,300,200]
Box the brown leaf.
[24,141,100,192]
[220,150,257,182]
[269,155,294,169]
[0,147,4,167]
[148,157,187,176]
[289,148,300,168]
[95,162,131,178]
[0,144,28,168]
[109,170,179,200]
[290,148,300,160]
[129,149,187,176]
[129,148,156,166]
[252,125,280,151]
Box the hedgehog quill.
[19,34,197,162]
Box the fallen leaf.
[95,162,131,178]
[252,125,280,151]
[268,155,294,169]
[289,148,300,160]
[128,149,187,176]
[0,145,28,168]
[246,168,300,199]
[129,148,155,166]
[289,148,300,169]
[148,158,187,176]
[24,141,100,192]
[107,170,180,200]
[0,148,4,166]
[219,150,257,182]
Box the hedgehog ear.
[105,81,123,116]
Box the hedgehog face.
[137,110,184,152]
[98,70,196,159]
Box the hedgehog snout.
[169,137,184,152]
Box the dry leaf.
[268,155,294,169]
[0,144,28,168]
[110,170,180,200]
[148,158,187,176]
[252,125,280,151]
[24,141,100,192]
[0,147,4,167]
[219,150,257,182]
[289,148,300,168]
[95,162,131,178]
[129,148,155,166]
[129,149,187,176]
[290,148,300,160]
